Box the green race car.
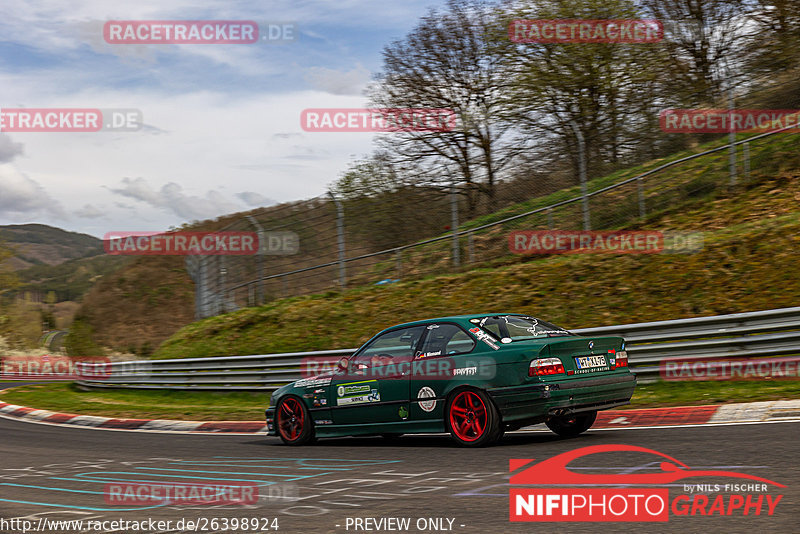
[265,314,635,447]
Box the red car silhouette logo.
[510,444,785,487]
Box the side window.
[353,326,426,366]
[419,324,475,357]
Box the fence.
[75,307,800,391]
[187,117,800,319]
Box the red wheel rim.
[449,391,487,442]
[278,397,305,441]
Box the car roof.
[386,313,528,330]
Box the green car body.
[265,313,636,446]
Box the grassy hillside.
[71,256,195,357]
[152,166,800,359]
[464,131,800,230]
[68,131,800,357]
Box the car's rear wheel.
[446,389,501,447]
[276,396,314,445]
[545,410,597,438]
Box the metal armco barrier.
[75,307,800,390]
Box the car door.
[330,325,426,425]
[408,322,477,422]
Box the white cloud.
[0,164,65,219]
[110,177,242,221]
[0,0,447,236]
[0,135,24,163]
[75,204,105,218]
[305,64,371,95]
[236,191,275,206]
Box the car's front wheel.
[446,389,501,447]
[545,410,597,438]
[276,396,314,445]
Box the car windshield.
[474,315,572,340]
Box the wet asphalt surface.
[0,410,797,534]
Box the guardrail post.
[743,141,750,178]
[185,255,203,319]
[637,176,646,218]
[467,231,475,263]
[330,194,347,289]
[728,87,737,187]
[245,215,266,305]
[546,208,554,229]
[451,183,460,267]
[396,249,402,278]
[570,121,591,230]
[218,260,226,315]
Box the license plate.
[575,355,607,369]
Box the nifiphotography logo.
[509,444,784,522]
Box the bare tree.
[369,0,526,217]
[504,0,670,181]
[744,0,800,74]
[640,0,753,104]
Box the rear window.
[472,315,572,341]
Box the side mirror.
[337,357,350,372]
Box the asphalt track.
[0,409,798,534]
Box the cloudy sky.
[0,0,446,237]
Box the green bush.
[64,317,103,356]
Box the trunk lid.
[535,335,625,379]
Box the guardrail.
[75,307,800,390]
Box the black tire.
[445,388,502,447]
[545,410,597,438]
[276,396,315,445]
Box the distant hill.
[14,254,131,303]
[0,225,128,331]
[0,224,103,270]
[0,224,137,349]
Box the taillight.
[529,358,565,377]
[615,350,628,367]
